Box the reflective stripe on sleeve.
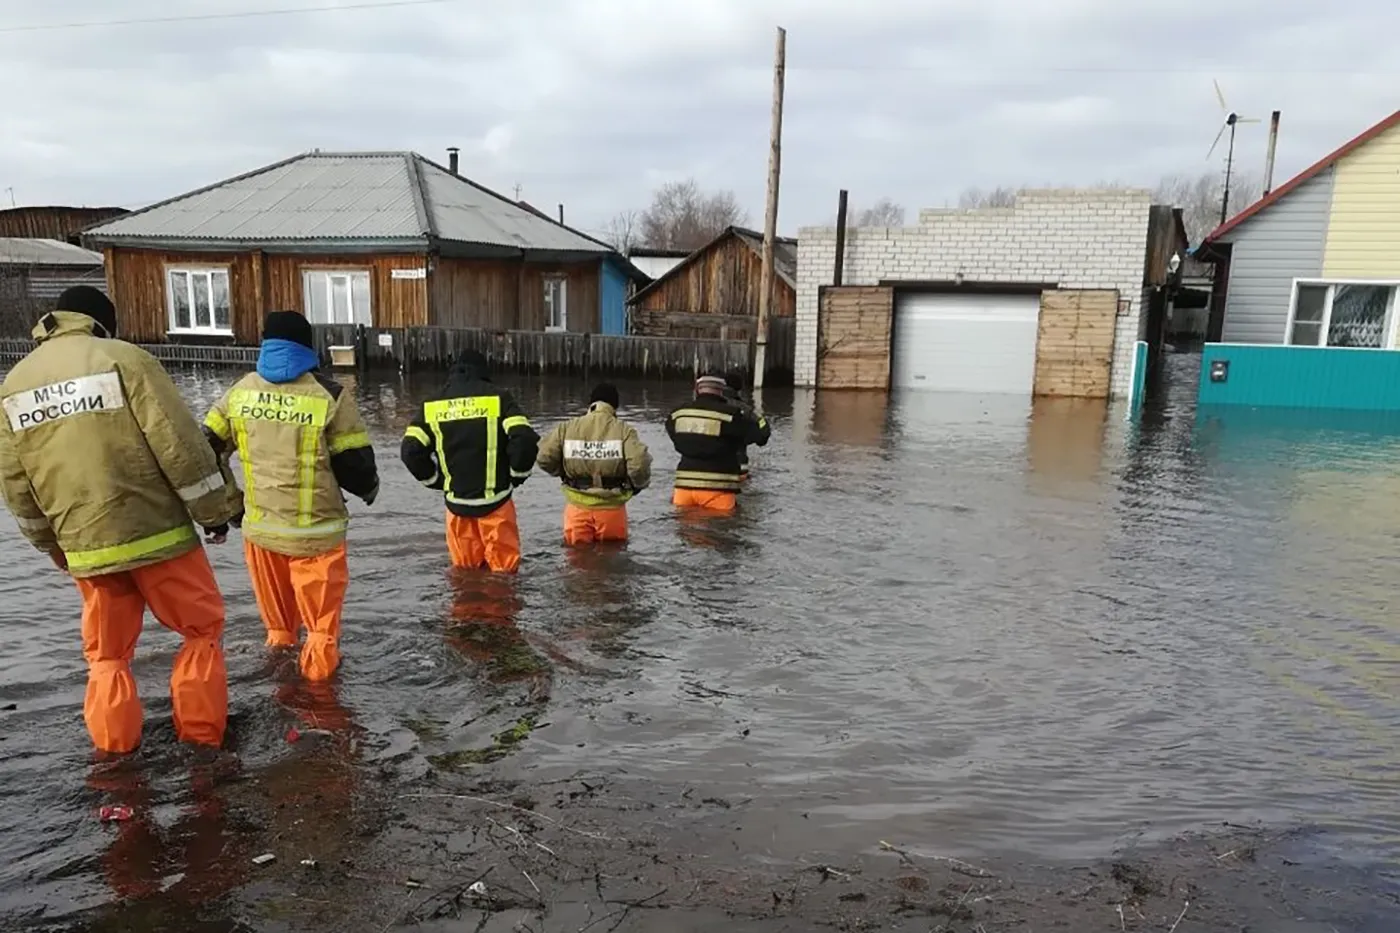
[204,410,230,440]
[328,430,371,455]
[502,415,531,432]
[177,471,226,503]
[14,514,51,533]
[404,425,432,446]
[510,468,532,479]
[65,524,196,573]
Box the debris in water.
[300,858,318,868]
[252,853,277,866]
[0,703,16,711]
[405,878,424,889]
[98,805,133,823]
[286,727,300,743]
[468,880,488,897]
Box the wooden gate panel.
[1034,289,1119,398]
[817,286,893,389]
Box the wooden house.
[627,226,797,338]
[81,151,643,344]
[0,238,107,337]
[0,206,128,245]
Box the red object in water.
[99,805,133,823]
[286,727,301,743]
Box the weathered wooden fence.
[0,326,772,382]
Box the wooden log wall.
[632,235,796,319]
[816,286,894,390]
[1032,289,1119,399]
[431,258,601,333]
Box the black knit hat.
[453,349,490,375]
[262,310,314,349]
[56,285,117,338]
[589,383,620,409]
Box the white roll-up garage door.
[892,292,1041,394]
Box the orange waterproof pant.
[447,499,521,573]
[672,488,737,512]
[74,546,227,755]
[245,540,349,682]
[563,503,628,545]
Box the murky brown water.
[3,353,1400,928]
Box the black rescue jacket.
[666,393,770,492]
[400,362,540,517]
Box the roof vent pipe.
[447,147,460,175]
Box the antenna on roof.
[4,187,13,208]
[513,183,522,200]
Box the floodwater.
[3,352,1400,927]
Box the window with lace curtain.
[1286,281,1398,349]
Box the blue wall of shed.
[1198,342,1400,410]
[600,259,629,335]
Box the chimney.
[1263,111,1281,195]
[557,204,565,224]
[447,147,459,176]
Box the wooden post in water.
[752,25,786,391]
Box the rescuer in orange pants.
[665,374,770,513]
[0,288,242,755]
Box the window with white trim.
[1287,281,1399,349]
[302,270,371,326]
[544,276,567,331]
[167,268,232,334]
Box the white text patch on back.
[3,372,125,432]
[564,439,624,460]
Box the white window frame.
[1285,278,1400,350]
[544,276,567,332]
[302,269,372,326]
[166,266,233,336]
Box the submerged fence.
[0,324,790,383]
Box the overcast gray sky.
[0,0,1394,240]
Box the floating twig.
[402,793,610,841]
[1116,903,1125,931]
[879,840,993,878]
[1167,900,1190,933]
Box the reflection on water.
[5,353,1400,925]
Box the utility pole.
[1263,110,1281,195]
[752,25,786,391]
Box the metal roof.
[84,152,609,255]
[0,238,103,266]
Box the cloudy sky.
[0,0,1394,240]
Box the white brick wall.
[795,189,1153,398]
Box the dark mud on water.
[2,352,1400,930]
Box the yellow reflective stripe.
[245,517,347,537]
[502,415,530,432]
[296,425,318,527]
[757,417,768,429]
[204,409,230,440]
[446,488,511,508]
[404,425,431,447]
[425,395,500,423]
[563,487,631,508]
[328,430,370,455]
[229,389,330,426]
[671,408,733,423]
[510,468,532,479]
[233,418,259,523]
[432,417,453,494]
[66,524,196,573]
[483,414,499,499]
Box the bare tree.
[1153,171,1262,244]
[601,209,641,253]
[850,198,906,227]
[637,179,749,251]
[957,186,1018,209]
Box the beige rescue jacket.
[205,370,377,557]
[536,402,651,507]
[0,312,240,577]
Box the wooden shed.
[0,238,107,338]
[0,206,129,245]
[81,151,644,345]
[627,226,796,339]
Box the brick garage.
[794,189,1155,399]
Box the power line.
[0,0,464,34]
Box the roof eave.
[87,235,431,254]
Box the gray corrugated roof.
[0,238,103,266]
[84,152,608,254]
